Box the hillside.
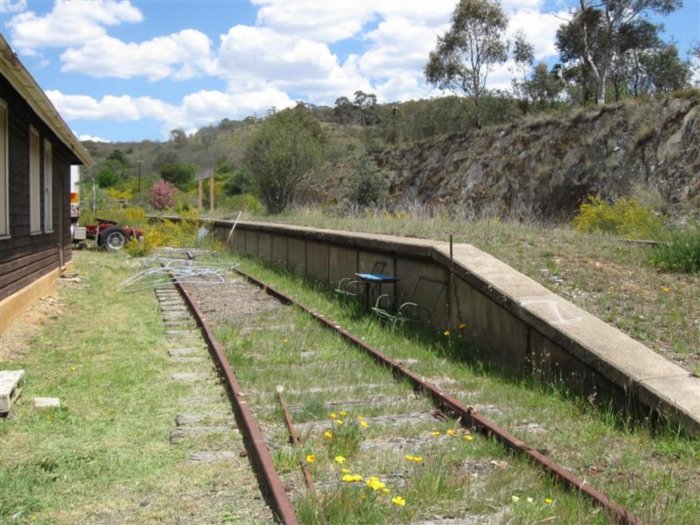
[377,95,699,219]
[81,94,700,220]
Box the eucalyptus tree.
[425,0,509,128]
[556,0,682,105]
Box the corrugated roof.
[0,34,93,167]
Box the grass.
[0,251,272,524]
[222,206,700,372]
[215,252,699,524]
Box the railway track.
[165,266,644,524]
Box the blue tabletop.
[355,273,399,283]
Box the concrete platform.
[216,219,700,436]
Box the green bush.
[222,193,263,214]
[572,196,665,239]
[346,154,389,208]
[648,227,700,273]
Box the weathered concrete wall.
[202,218,700,436]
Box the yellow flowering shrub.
[572,196,665,239]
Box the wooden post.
[209,176,214,212]
[198,179,203,212]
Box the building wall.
[0,74,73,304]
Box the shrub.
[149,180,178,210]
[572,196,665,239]
[223,171,252,196]
[648,227,700,273]
[346,155,389,208]
[222,193,263,214]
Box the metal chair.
[371,276,446,331]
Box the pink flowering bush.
[149,179,178,210]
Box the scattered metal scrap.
[120,254,238,292]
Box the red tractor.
[80,219,144,251]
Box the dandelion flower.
[357,415,366,420]
[511,495,520,503]
[323,431,333,440]
[339,411,347,416]
[306,454,316,463]
[366,477,386,491]
[447,429,457,436]
[544,498,554,505]
[431,431,441,437]
[464,435,474,441]
[334,455,346,465]
[360,420,369,428]
[443,330,450,337]
[341,468,351,474]
[661,287,670,293]
[329,412,338,420]
[342,474,362,483]
[336,419,343,426]
[405,455,423,463]
[391,496,406,507]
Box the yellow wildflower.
[661,287,670,293]
[334,456,346,465]
[306,454,316,463]
[323,431,333,440]
[447,429,457,436]
[458,322,467,330]
[526,497,534,503]
[405,455,423,463]
[360,420,369,428]
[431,431,441,436]
[282,338,289,344]
[443,330,450,337]
[511,495,520,503]
[366,476,386,491]
[391,496,406,507]
[339,411,347,416]
[329,412,337,420]
[341,468,351,474]
[382,488,391,494]
[341,474,363,483]
[464,434,474,441]
[336,419,343,426]
[544,498,554,505]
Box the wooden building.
[0,34,92,335]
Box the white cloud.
[7,0,142,53]
[252,0,376,43]
[60,30,214,81]
[217,25,369,103]
[45,86,296,138]
[507,7,571,60]
[0,0,26,14]
[78,134,109,142]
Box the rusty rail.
[172,278,299,525]
[233,268,645,525]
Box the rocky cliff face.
[378,95,699,219]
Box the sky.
[0,0,698,143]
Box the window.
[29,126,40,233]
[43,140,52,232]
[0,99,8,237]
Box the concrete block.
[329,246,357,286]
[271,235,289,267]
[455,279,528,373]
[257,232,273,261]
[306,241,330,283]
[0,370,24,413]
[288,237,306,274]
[33,397,61,408]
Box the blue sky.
[1,0,698,143]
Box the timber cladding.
[0,74,73,304]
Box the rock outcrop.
[378,95,699,219]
